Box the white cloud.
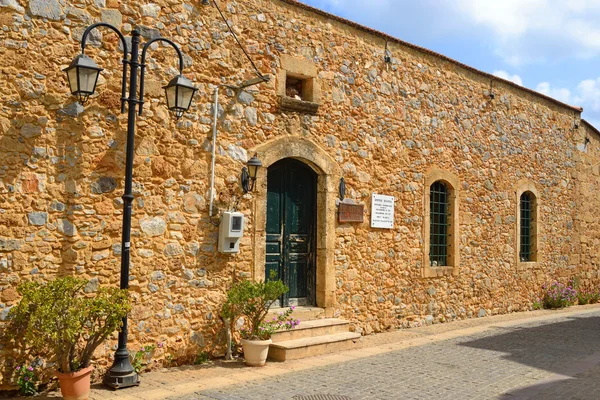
[492,70,522,86]
[456,0,600,65]
[457,0,546,37]
[535,82,572,104]
[535,77,600,111]
[574,78,600,112]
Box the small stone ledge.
[421,265,456,278]
[279,97,320,114]
[517,261,538,271]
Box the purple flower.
[157,342,163,348]
[291,305,296,310]
[27,366,33,371]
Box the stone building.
[0,0,599,387]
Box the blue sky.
[302,0,600,127]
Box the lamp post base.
[103,350,140,390]
[103,369,140,390]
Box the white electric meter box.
[218,212,244,253]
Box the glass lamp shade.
[164,75,198,119]
[63,54,102,104]
[246,154,262,181]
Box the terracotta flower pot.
[241,338,272,367]
[54,365,93,400]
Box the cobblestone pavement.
[171,309,600,400]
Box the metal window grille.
[430,181,449,266]
[520,192,533,262]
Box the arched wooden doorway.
[266,158,317,306]
[251,136,340,315]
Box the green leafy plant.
[165,353,175,366]
[577,288,600,305]
[532,298,543,310]
[221,279,297,340]
[240,306,300,340]
[7,277,130,373]
[131,345,156,374]
[15,365,37,396]
[195,351,210,365]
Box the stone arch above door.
[251,136,340,314]
[254,136,339,175]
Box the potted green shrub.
[7,276,130,400]
[222,279,299,366]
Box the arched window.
[430,181,449,266]
[519,191,536,262]
[423,169,459,278]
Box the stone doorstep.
[271,318,350,343]
[268,331,362,361]
[267,306,326,322]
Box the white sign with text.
[371,194,395,229]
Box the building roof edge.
[280,0,583,113]
[582,119,600,137]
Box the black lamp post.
[64,23,197,389]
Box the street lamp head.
[241,154,262,193]
[63,54,103,104]
[163,74,198,119]
[247,153,262,189]
[246,154,262,180]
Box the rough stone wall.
[329,52,583,333]
[0,0,597,388]
[575,123,600,283]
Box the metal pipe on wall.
[208,76,270,224]
[209,86,220,222]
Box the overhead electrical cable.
[212,0,267,81]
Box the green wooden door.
[265,158,317,306]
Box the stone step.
[267,306,325,322]
[268,332,362,362]
[271,318,350,343]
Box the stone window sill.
[280,97,319,115]
[517,261,539,271]
[422,265,456,278]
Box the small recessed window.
[286,76,305,101]
[284,72,317,103]
[277,56,321,114]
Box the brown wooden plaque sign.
[338,203,364,223]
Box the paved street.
[83,306,600,400]
[170,309,600,400]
